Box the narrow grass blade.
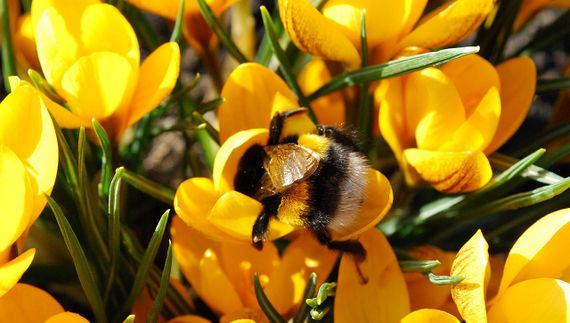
[197,97,225,114]
[192,111,220,144]
[170,0,185,43]
[1,0,16,92]
[293,272,317,323]
[147,241,173,323]
[254,272,286,323]
[537,77,570,92]
[260,6,316,121]
[357,9,372,145]
[104,168,124,302]
[197,0,248,63]
[46,196,107,323]
[308,46,480,100]
[120,168,175,204]
[28,69,67,105]
[92,119,113,200]
[490,150,563,185]
[426,273,464,285]
[400,260,441,272]
[115,210,170,321]
[515,10,570,56]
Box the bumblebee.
[234,108,369,256]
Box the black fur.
[317,125,360,152]
[252,195,282,249]
[234,144,266,197]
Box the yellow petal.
[396,0,494,51]
[213,129,269,193]
[450,230,489,323]
[438,87,501,152]
[171,216,220,296]
[405,245,456,310]
[119,42,180,139]
[60,51,138,121]
[174,178,241,241]
[335,229,409,322]
[322,0,420,47]
[404,68,465,151]
[0,83,58,222]
[209,191,295,242]
[403,149,492,193]
[278,0,360,68]
[39,87,92,128]
[32,2,84,87]
[377,77,411,162]
[80,3,140,68]
[331,169,393,241]
[0,249,35,297]
[168,315,212,323]
[0,147,32,252]
[219,308,268,323]
[14,14,40,70]
[485,57,536,154]
[488,278,570,323]
[0,283,64,322]
[265,233,338,314]
[218,63,297,143]
[218,240,280,308]
[199,249,244,314]
[498,208,570,297]
[298,59,345,126]
[401,309,460,323]
[45,312,90,323]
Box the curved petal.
[396,0,493,51]
[265,233,338,314]
[298,59,345,126]
[0,147,33,252]
[401,309,460,323]
[405,68,465,151]
[278,0,360,68]
[14,14,40,70]
[219,63,297,143]
[331,169,393,241]
[450,230,489,323]
[335,229,409,322]
[219,308,267,323]
[485,57,536,154]
[403,149,492,193]
[498,208,570,297]
[438,87,501,152]
[199,249,244,314]
[213,129,269,193]
[405,245,456,310]
[45,312,90,323]
[119,42,180,138]
[377,77,410,162]
[174,178,241,241]
[219,240,280,308]
[0,249,35,297]
[322,0,419,47]
[60,51,138,120]
[169,315,212,323]
[0,83,58,221]
[80,3,139,68]
[208,191,295,242]
[488,278,570,323]
[0,283,64,321]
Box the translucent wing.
[263,143,320,193]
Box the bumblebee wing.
[263,144,320,192]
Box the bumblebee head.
[268,108,317,145]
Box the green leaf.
[92,119,113,200]
[260,6,316,122]
[115,210,170,322]
[1,0,16,93]
[293,272,317,323]
[196,0,248,63]
[426,272,464,285]
[306,282,336,307]
[46,195,108,323]
[307,46,480,100]
[28,69,67,105]
[192,111,220,144]
[399,260,441,272]
[170,0,185,43]
[490,150,563,185]
[120,168,175,204]
[147,240,173,323]
[197,97,225,114]
[515,10,570,56]
[253,272,286,323]
[104,167,124,302]
[536,77,570,92]
[357,9,372,146]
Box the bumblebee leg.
[312,227,367,261]
[251,195,282,250]
[316,125,360,152]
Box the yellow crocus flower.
[30,0,180,141]
[127,0,238,54]
[175,63,392,244]
[279,0,494,67]
[515,0,570,30]
[0,77,58,297]
[171,215,337,318]
[377,54,536,192]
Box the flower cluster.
[1,0,570,322]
